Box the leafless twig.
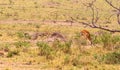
[105,0,120,25]
[74,0,120,33]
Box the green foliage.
[35,24,41,29]
[64,54,81,66]
[111,35,120,44]
[4,44,10,52]
[100,33,112,48]
[14,41,31,48]
[16,32,25,38]
[52,40,72,53]
[64,54,70,64]
[0,43,11,52]
[93,32,120,49]
[71,57,80,66]
[74,32,80,39]
[65,40,72,49]
[16,32,30,39]
[74,37,87,46]
[91,34,101,44]
[7,50,20,57]
[36,41,53,59]
[94,51,120,64]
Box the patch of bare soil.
[0,60,53,70]
[0,19,83,26]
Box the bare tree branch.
[79,21,120,33]
[105,0,120,25]
[107,13,115,21]
[74,0,120,33]
[105,0,120,10]
[82,0,98,26]
[117,14,120,24]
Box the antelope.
[80,30,92,45]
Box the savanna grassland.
[0,0,120,70]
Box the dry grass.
[0,0,120,70]
[0,22,119,70]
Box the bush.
[14,41,31,48]
[64,54,81,66]
[91,34,101,44]
[0,44,11,52]
[16,31,30,39]
[52,40,72,53]
[4,44,10,52]
[94,51,120,64]
[100,33,112,48]
[111,35,120,44]
[16,32,25,38]
[93,32,120,49]
[64,54,70,64]
[7,50,20,57]
[36,41,54,59]
[74,32,89,46]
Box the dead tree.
[73,0,120,33]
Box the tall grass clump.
[14,41,31,48]
[111,35,120,49]
[52,40,72,53]
[93,32,120,50]
[14,41,31,52]
[63,54,81,67]
[16,32,25,38]
[74,32,87,46]
[94,51,120,64]
[100,33,112,48]
[16,31,30,39]
[0,44,11,52]
[7,50,20,57]
[36,41,54,59]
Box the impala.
[80,30,92,45]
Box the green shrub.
[74,37,87,47]
[91,34,101,44]
[4,44,10,52]
[74,32,80,39]
[52,40,72,53]
[36,41,53,59]
[94,51,120,64]
[14,41,31,48]
[64,54,81,66]
[93,32,120,49]
[74,32,87,46]
[16,32,25,38]
[111,35,120,44]
[16,31,30,39]
[100,33,112,48]
[64,41,72,53]
[64,54,70,64]
[7,50,20,57]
